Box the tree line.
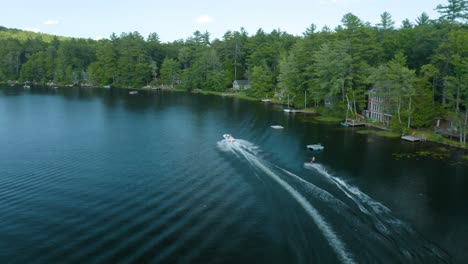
[0,0,467,143]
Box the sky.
[2,0,448,42]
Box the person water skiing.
[310,156,315,163]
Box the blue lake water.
[0,86,467,263]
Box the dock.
[401,135,427,142]
[343,118,366,127]
[283,109,305,113]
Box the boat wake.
[304,163,450,263]
[218,135,450,263]
[219,136,355,264]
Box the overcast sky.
[1,0,447,42]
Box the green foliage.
[314,116,343,123]
[249,63,274,97]
[369,52,416,128]
[316,105,346,119]
[375,131,401,138]
[390,115,405,134]
[0,38,22,80]
[435,0,468,22]
[160,57,180,87]
[20,51,56,83]
[0,27,68,43]
[313,41,351,102]
[200,49,225,91]
[278,52,302,104]
[356,130,400,138]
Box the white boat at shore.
[283,109,304,113]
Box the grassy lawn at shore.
[356,129,400,138]
[314,116,343,123]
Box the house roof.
[234,80,249,85]
[369,87,379,93]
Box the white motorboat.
[271,125,284,129]
[223,134,235,142]
[307,144,324,151]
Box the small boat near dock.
[307,144,324,151]
[283,109,304,113]
[129,91,138,95]
[271,125,284,129]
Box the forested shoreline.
[0,0,467,143]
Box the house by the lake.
[232,80,250,90]
[433,117,459,139]
[324,98,333,108]
[364,88,392,126]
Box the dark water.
[0,85,467,263]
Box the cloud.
[44,19,59,25]
[195,15,213,24]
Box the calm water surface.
[0,86,467,263]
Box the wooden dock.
[344,118,366,127]
[401,135,427,142]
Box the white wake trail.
[306,163,394,218]
[303,163,452,263]
[223,139,355,264]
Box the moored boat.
[307,144,324,151]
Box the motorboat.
[307,143,324,151]
[283,108,304,113]
[223,134,235,142]
[271,125,284,129]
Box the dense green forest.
[0,0,467,143]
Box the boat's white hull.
[223,134,235,142]
[307,144,324,151]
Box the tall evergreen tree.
[160,57,180,88]
[435,0,468,22]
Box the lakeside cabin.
[232,80,250,91]
[364,88,393,127]
[433,117,460,139]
